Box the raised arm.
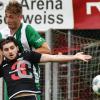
[40,52,92,63]
[26,25,51,54]
[35,42,51,54]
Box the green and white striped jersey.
[0,23,45,52]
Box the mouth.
[8,23,12,26]
[9,54,14,58]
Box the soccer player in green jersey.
[0,1,51,100]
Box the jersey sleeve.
[23,50,42,63]
[26,25,46,49]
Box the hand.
[75,52,92,62]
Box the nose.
[8,49,13,54]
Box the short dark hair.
[0,36,18,50]
[5,1,22,15]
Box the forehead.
[3,42,16,49]
[5,12,18,17]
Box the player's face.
[5,12,22,30]
[2,42,19,60]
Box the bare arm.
[40,52,92,63]
[35,42,51,54]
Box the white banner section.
[0,0,74,31]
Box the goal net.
[47,29,100,100]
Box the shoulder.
[22,23,39,40]
[22,50,41,62]
[0,60,7,68]
[22,23,33,29]
[22,50,41,58]
[22,50,31,55]
[21,50,33,58]
[22,50,40,56]
[22,23,37,32]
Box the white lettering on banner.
[86,2,100,15]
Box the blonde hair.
[5,0,22,15]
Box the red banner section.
[73,0,100,29]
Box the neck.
[10,29,16,35]
[10,23,21,35]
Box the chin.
[8,25,14,29]
[8,26,13,29]
[9,57,15,60]
[9,58,15,60]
